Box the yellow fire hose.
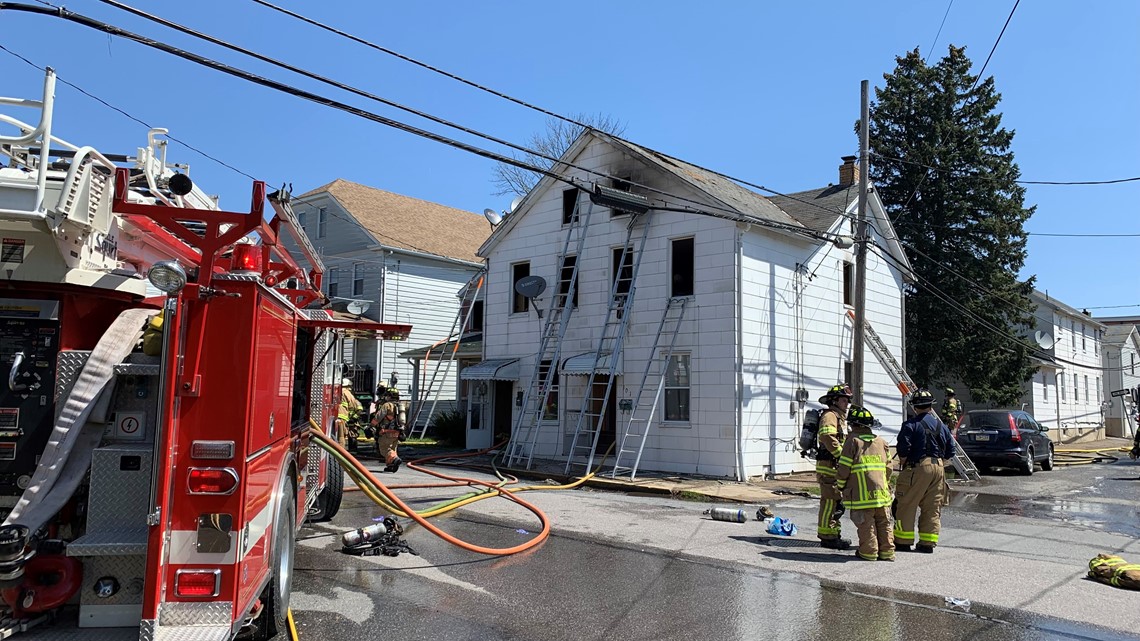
[1053,446,1130,466]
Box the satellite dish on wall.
[483,208,503,226]
[346,300,371,315]
[514,275,547,299]
[1034,330,1055,349]
[509,196,524,213]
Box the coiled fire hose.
[1053,446,1129,466]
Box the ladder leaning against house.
[504,195,596,469]
[609,296,688,480]
[846,309,980,481]
[408,270,485,439]
[564,213,653,474]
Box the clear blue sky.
[1,1,1136,313]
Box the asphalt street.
[289,456,1140,641]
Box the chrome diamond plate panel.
[78,555,146,607]
[212,273,260,282]
[158,602,231,627]
[309,319,329,429]
[67,527,148,557]
[140,619,156,641]
[113,363,161,377]
[153,625,231,641]
[56,350,92,402]
[88,445,152,531]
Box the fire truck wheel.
[253,486,296,640]
[310,456,344,522]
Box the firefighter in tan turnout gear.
[372,385,407,473]
[816,384,853,550]
[835,406,895,561]
[894,388,955,552]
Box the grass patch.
[404,437,440,446]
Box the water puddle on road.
[949,492,1140,537]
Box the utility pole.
[852,79,870,405]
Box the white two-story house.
[291,179,488,413]
[1101,324,1140,437]
[468,131,912,479]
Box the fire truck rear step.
[66,527,148,556]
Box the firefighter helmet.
[818,384,853,405]
[945,387,956,396]
[910,389,935,407]
[847,405,875,427]
[342,378,353,389]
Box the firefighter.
[835,406,895,561]
[372,386,406,473]
[941,388,962,428]
[894,388,955,553]
[815,384,854,550]
[337,378,364,449]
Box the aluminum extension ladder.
[505,197,595,468]
[564,214,653,474]
[609,296,688,480]
[409,270,485,438]
[846,310,980,481]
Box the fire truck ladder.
[564,214,653,474]
[505,196,596,469]
[847,310,980,481]
[609,296,688,480]
[410,270,486,438]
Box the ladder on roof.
[409,269,485,439]
[846,309,980,481]
[564,213,653,474]
[505,195,595,469]
[609,296,688,480]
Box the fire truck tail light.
[191,441,235,460]
[187,468,239,495]
[232,244,262,273]
[174,569,221,598]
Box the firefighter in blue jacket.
[894,389,955,553]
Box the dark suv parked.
[954,409,1055,475]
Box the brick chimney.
[838,155,859,186]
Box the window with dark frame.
[842,262,854,306]
[298,211,307,230]
[561,189,579,225]
[664,354,690,422]
[468,300,484,332]
[317,207,328,239]
[352,263,364,297]
[557,255,578,308]
[511,262,531,313]
[327,267,339,297]
[539,360,558,421]
[671,237,694,297]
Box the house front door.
[588,376,617,455]
[493,380,514,443]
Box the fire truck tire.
[311,456,344,522]
[253,486,295,640]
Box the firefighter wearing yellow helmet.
[836,406,895,561]
[815,384,854,550]
[941,388,962,429]
[894,388,955,553]
[337,378,364,449]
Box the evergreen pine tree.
[868,46,1037,405]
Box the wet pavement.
[292,490,1139,641]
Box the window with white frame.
[352,263,364,297]
[1060,372,1066,402]
[1071,320,1076,349]
[1132,353,1136,376]
[1042,372,1048,401]
[1074,374,1079,403]
[842,262,854,306]
[670,237,694,297]
[1084,375,1089,403]
[1096,376,1101,402]
[1080,324,1086,351]
[317,207,328,239]
[664,354,690,422]
[511,262,531,313]
[327,267,339,297]
[298,211,307,230]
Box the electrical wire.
[872,151,1140,188]
[971,0,1020,92]
[925,0,955,64]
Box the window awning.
[562,352,622,376]
[300,310,412,341]
[460,358,520,381]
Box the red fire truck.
[0,70,410,639]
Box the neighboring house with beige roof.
[290,179,489,416]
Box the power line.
[925,0,955,64]
[971,0,1020,92]
[872,151,1140,187]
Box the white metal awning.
[460,358,520,381]
[562,352,622,376]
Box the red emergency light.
[187,468,239,495]
[232,244,262,274]
[174,569,221,598]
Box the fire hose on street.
[1052,446,1131,466]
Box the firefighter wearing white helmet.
[893,388,954,553]
[371,385,406,473]
[815,384,854,550]
[337,377,364,449]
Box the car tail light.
[175,569,220,598]
[1007,414,1021,442]
[951,417,963,438]
[187,468,239,495]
